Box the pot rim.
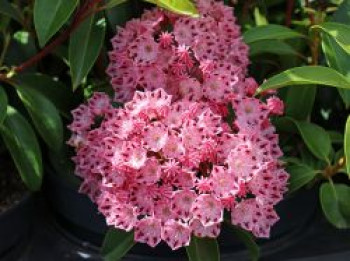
[0,192,32,220]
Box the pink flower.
[107,0,249,103]
[267,96,285,115]
[192,194,223,227]
[69,88,288,249]
[190,219,221,238]
[135,217,162,247]
[68,0,289,251]
[161,220,191,250]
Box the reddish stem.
[285,0,295,27]
[305,0,315,25]
[13,0,102,74]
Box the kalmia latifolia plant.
[68,0,288,251]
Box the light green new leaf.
[0,106,43,191]
[16,87,63,152]
[249,40,300,57]
[243,24,304,45]
[101,229,134,261]
[0,0,22,23]
[143,0,199,17]
[105,0,128,9]
[313,22,350,55]
[322,34,350,108]
[69,14,106,90]
[0,86,7,124]
[345,116,350,176]
[287,164,317,193]
[186,237,220,261]
[256,66,350,94]
[34,0,79,47]
[320,183,350,229]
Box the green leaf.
[243,24,304,45]
[101,229,134,261]
[0,0,22,23]
[278,117,331,162]
[256,66,350,94]
[0,86,8,124]
[69,13,106,90]
[249,40,300,57]
[345,116,350,176]
[253,7,268,26]
[0,106,42,191]
[285,85,316,120]
[322,34,350,108]
[15,73,74,117]
[186,237,220,261]
[287,164,317,193]
[104,0,128,9]
[229,225,259,261]
[143,0,199,17]
[328,130,344,144]
[16,87,63,152]
[313,22,350,55]
[320,182,350,229]
[332,0,350,24]
[295,121,331,162]
[34,0,79,47]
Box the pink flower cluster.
[106,0,252,104]
[68,0,288,251]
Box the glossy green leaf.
[0,106,42,191]
[186,237,220,261]
[313,22,350,55]
[69,13,106,90]
[243,24,304,44]
[322,34,350,108]
[105,0,128,9]
[325,1,350,108]
[345,116,350,175]
[287,164,317,193]
[0,86,7,124]
[15,73,74,117]
[34,0,78,47]
[320,183,350,229]
[0,0,22,23]
[229,225,259,261]
[16,87,63,151]
[249,40,300,57]
[278,117,331,162]
[256,66,350,94]
[143,0,199,17]
[332,0,350,24]
[253,7,268,26]
[295,121,331,162]
[285,85,316,120]
[101,229,134,261]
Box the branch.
[285,0,295,27]
[3,0,103,77]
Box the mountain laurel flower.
[69,88,288,250]
[68,0,289,252]
[106,0,250,104]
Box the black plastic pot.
[45,162,317,257]
[0,193,34,260]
